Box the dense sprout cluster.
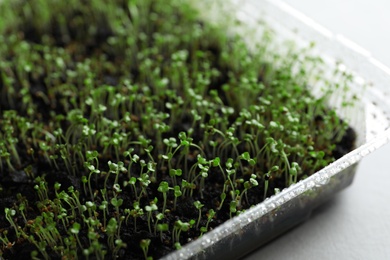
[0,0,354,259]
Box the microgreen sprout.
[200,209,216,236]
[106,218,118,251]
[111,197,123,221]
[140,239,151,260]
[70,222,83,250]
[158,181,170,213]
[229,200,238,219]
[145,199,158,234]
[5,208,20,238]
[173,185,182,211]
[193,200,204,229]
[240,174,258,205]
[172,220,190,243]
[157,223,169,242]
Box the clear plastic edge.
[162,0,390,259]
[163,129,390,260]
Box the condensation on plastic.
[162,1,390,259]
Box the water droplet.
[314,174,329,187]
[260,206,267,215]
[276,198,285,206]
[307,181,315,188]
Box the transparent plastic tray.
[163,0,390,259]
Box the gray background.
[246,0,390,259]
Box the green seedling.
[200,209,216,236]
[193,200,204,229]
[158,181,169,213]
[145,199,158,233]
[140,239,151,260]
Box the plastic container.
[162,0,390,259]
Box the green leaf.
[158,181,169,193]
[111,198,123,207]
[241,152,250,160]
[212,157,220,167]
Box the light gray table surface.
[246,1,390,259]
